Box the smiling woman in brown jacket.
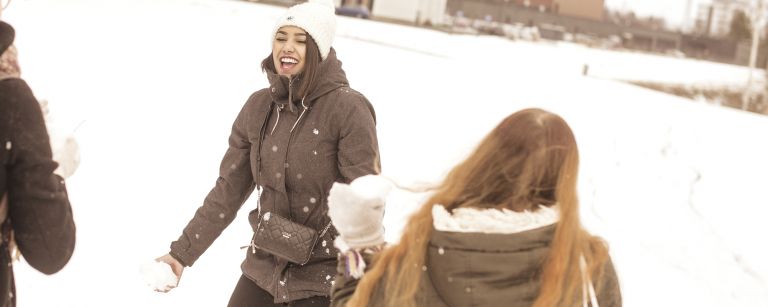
[327,108,621,307]
[155,1,380,306]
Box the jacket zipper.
[258,77,313,302]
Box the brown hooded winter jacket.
[170,48,380,303]
[332,224,622,307]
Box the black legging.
[228,275,330,307]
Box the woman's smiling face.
[272,26,307,77]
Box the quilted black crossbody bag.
[251,208,330,265]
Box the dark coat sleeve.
[335,90,380,183]
[3,78,76,275]
[169,95,258,267]
[597,256,623,307]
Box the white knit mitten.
[327,175,393,250]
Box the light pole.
[744,0,766,111]
[684,0,693,32]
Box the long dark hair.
[261,31,322,100]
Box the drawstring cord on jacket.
[580,255,599,307]
[270,77,309,135]
[291,97,309,132]
[270,97,308,135]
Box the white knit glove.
[327,175,394,250]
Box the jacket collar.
[265,48,349,112]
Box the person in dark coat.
[327,108,622,307]
[155,0,380,306]
[0,20,77,307]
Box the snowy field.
[3,0,768,306]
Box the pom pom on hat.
[272,0,337,61]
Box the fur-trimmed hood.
[425,204,559,307]
[330,205,622,307]
[432,204,559,234]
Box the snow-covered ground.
[3,0,768,306]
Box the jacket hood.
[427,205,558,307]
[265,48,348,111]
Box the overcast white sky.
[604,0,712,28]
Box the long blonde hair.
[347,108,609,307]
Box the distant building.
[553,0,604,21]
[371,0,447,26]
[694,0,750,37]
[445,0,603,22]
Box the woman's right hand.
[154,254,185,292]
[327,175,393,250]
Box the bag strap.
[254,103,274,221]
[253,103,330,231]
[580,255,600,307]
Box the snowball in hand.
[140,261,178,291]
[348,175,394,200]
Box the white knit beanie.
[272,0,337,61]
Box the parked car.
[335,5,370,19]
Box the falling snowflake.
[4,141,11,150]
[276,172,282,178]
[421,266,427,271]
[325,248,330,254]
[325,275,331,280]
[313,150,317,155]
[309,197,317,204]
[313,128,319,135]
[331,280,335,286]
[271,145,278,152]
[230,163,237,170]
[297,173,303,179]
[279,280,285,286]
[195,234,200,239]
[438,247,445,255]
[322,240,327,247]
[303,206,309,213]
[219,213,226,219]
